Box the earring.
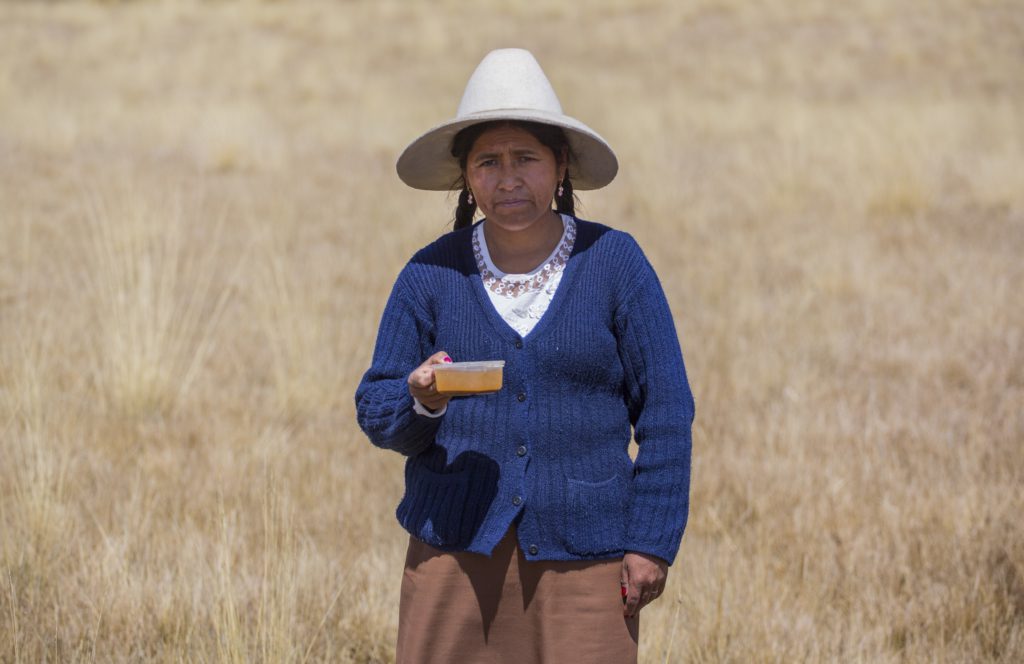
[557,183,564,198]
[467,190,474,205]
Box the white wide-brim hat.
[396,48,618,191]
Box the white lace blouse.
[473,214,577,338]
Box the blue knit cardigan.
[355,218,694,564]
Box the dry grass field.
[1,0,1023,661]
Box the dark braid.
[555,173,575,217]
[454,182,477,231]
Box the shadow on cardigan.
[398,448,500,550]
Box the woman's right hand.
[407,351,453,413]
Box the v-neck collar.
[475,215,569,280]
[463,216,586,344]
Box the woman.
[355,49,694,663]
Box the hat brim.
[396,108,618,191]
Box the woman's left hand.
[621,552,668,617]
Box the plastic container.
[433,360,505,396]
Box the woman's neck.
[483,211,564,274]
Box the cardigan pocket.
[563,473,627,556]
[396,456,472,549]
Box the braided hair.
[450,120,577,231]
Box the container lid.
[433,360,505,372]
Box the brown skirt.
[397,526,639,663]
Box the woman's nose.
[497,163,520,189]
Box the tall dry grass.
[1,0,1022,661]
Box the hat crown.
[456,48,564,118]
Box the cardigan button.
[514,340,523,349]
[528,545,539,555]
[512,495,523,506]
[516,445,527,457]
[517,392,526,402]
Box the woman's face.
[464,125,566,234]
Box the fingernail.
[443,356,453,363]
[621,583,627,605]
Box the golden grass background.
[2,0,1022,661]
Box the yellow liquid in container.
[433,361,505,396]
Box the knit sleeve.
[354,268,441,457]
[614,247,695,565]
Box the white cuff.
[412,397,447,418]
